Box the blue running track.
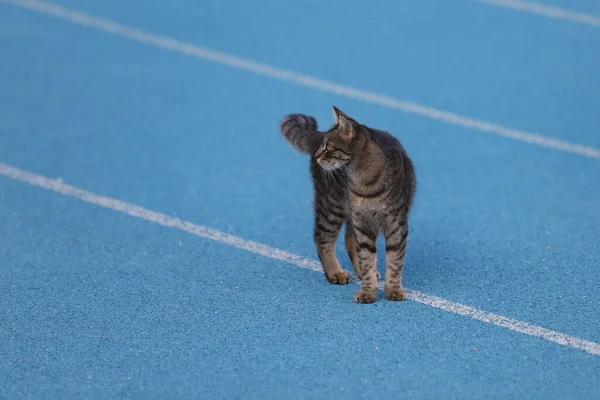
[1,0,599,398]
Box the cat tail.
[279,114,322,155]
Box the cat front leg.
[351,217,378,303]
[383,215,409,301]
[345,219,381,281]
[314,201,351,285]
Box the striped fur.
[279,114,322,154]
[279,107,416,303]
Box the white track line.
[1,161,599,357]
[2,0,600,161]
[474,0,600,27]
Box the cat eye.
[326,144,333,152]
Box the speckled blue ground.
[1,0,599,398]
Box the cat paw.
[326,271,351,285]
[353,288,377,303]
[385,286,408,301]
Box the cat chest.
[349,194,387,215]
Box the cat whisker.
[322,167,331,187]
[326,169,335,187]
[331,167,345,186]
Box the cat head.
[314,106,359,170]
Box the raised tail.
[279,114,322,154]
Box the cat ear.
[332,106,347,124]
[332,106,355,140]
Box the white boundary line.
[1,161,599,357]
[473,0,600,27]
[2,0,600,160]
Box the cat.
[279,107,416,303]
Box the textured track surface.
[1,0,599,398]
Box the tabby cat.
[279,107,416,303]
